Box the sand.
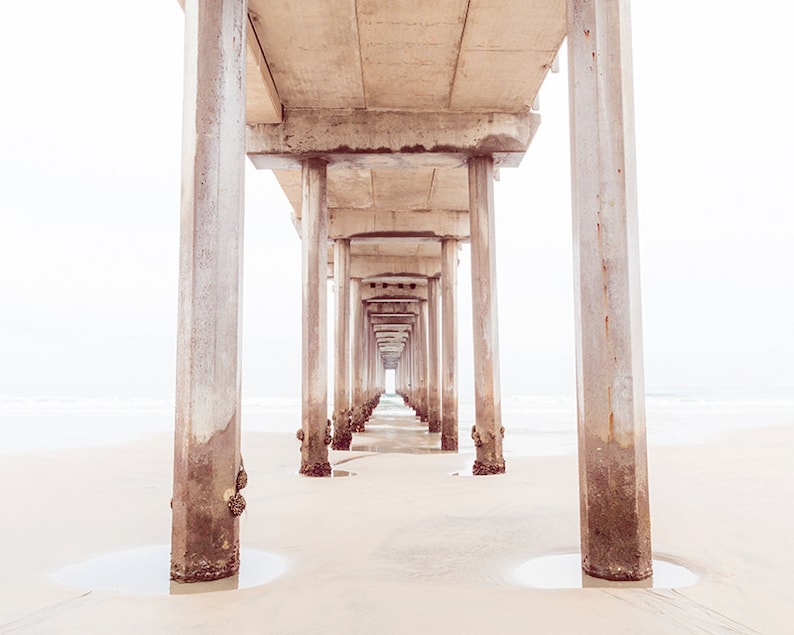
[1,406,792,634]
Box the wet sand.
[1,403,792,634]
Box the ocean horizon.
[2,389,792,457]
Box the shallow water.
[513,553,699,589]
[52,546,285,596]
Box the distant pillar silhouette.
[171,0,247,583]
[567,0,652,580]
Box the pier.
[171,0,651,584]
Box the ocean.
[1,391,791,456]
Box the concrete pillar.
[416,301,428,421]
[468,156,505,475]
[369,326,377,400]
[350,279,364,429]
[401,352,407,396]
[427,277,441,432]
[397,347,404,395]
[440,239,458,451]
[332,239,351,450]
[355,313,373,430]
[299,157,331,476]
[403,331,414,405]
[567,0,652,580]
[363,319,371,401]
[171,0,247,583]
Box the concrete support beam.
[367,302,420,316]
[427,277,441,433]
[468,156,505,475]
[329,209,469,240]
[350,256,440,280]
[440,239,459,451]
[361,285,427,303]
[299,158,331,476]
[171,0,247,584]
[567,0,652,581]
[370,315,416,326]
[244,15,282,123]
[246,109,540,169]
[332,239,351,450]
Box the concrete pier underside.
[171,0,652,584]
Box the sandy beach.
[1,400,793,634]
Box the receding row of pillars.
[322,160,503,478]
[328,237,466,461]
[170,0,652,585]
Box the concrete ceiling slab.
[248,0,365,108]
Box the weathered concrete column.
[364,320,372,400]
[299,157,331,476]
[370,327,379,398]
[468,156,505,475]
[427,277,441,432]
[171,0,247,583]
[401,353,408,396]
[394,351,405,395]
[350,279,364,429]
[404,331,412,404]
[567,0,652,580]
[377,355,385,393]
[440,239,458,451]
[332,239,351,450]
[416,301,428,421]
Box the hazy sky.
[1,1,792,400]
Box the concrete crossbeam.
[329,209,469,240]
[361,286,427,303]
[246,109,540,169]
[366,302,420,315]
[349,256,441,280]
[370,315,415,326]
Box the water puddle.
[351,444,443,454]
[513,553,698,589]
[293,469,357,477]
[330,469,356,477]
[52,546,285,596]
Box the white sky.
[0,1,792,400]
